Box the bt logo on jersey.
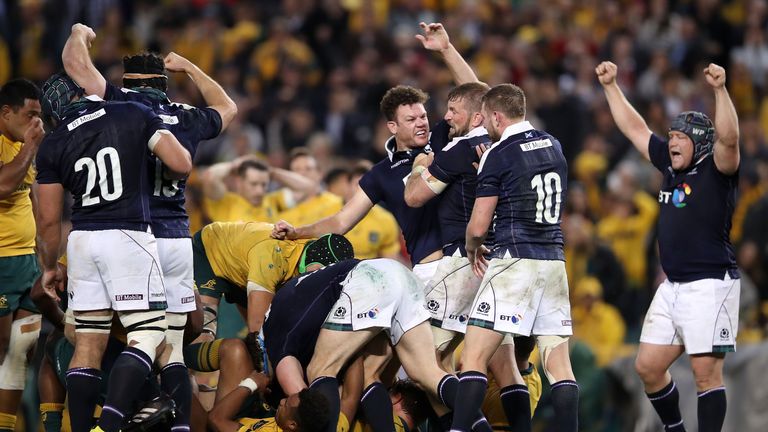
[658,183,692,208]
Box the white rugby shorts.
[467,258,572,337]
[157,237,196,313]
[640,274,740,354]
[67,229,166,311]
[412,259,440,285]
[424,255,481,333]
[324,259,431,345]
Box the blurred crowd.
[4,0,768,428]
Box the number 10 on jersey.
[531,172,562,224]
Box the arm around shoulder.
[150,131,192,179]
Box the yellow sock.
[0,412,16,431]
[40,403,65,432]
[40,402,65,414]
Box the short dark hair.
[447,82,490,115]
[237,159,269,177]
[390,380,434,425]
[324,167,350,185]
[380,85,428,121]
[288,147,314,166]
[123,53,168,92]
[296,388,330,432]
[0,79,41,110]
[481,83,526,120]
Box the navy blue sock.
[98,347,153,432]
[437,374,458,409]
[310,376,340,432]
[550,380,579,432]
[450,371,488,432]
[697,387,726,432]
[161,362,192,432]
[65,368,102,432]
[647,380,686,432]
[361,382,395,432]
[500,384,531,432]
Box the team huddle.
[0,20,741,432]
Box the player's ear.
[386,120,398,135]
[471,111,484,128]
[285,419,298,432]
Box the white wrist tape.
[238,377,258,394]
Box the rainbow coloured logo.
[672,183,692,208]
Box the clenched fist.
[595,61,618,86]
[703,63,726,89]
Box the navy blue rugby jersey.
[476,121,567,261]
[359,137,442,265]
[648,134,739,282]
[263,259,360,368]
[429,126,494,255]
[36,97,166,231]
[105,84,222,237]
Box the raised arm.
[705,63,740,175]
[596,61,652,160]
[273,186,374,240]
[163,52,238,131]
[416,22,478,85]
[202,160,234,201]
[61,23,106,98]
[270,166,320,198]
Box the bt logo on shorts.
[719,328,730,340]
[357,308,379,319]
[449,314,468,323]
[476,302,491,315]
[426,300,440,312]
[658,183,692,208]
[499,313,523,323]
[333,306,347,319]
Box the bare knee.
[220,338,250,368]
[691,355,724,391]
[635,355,666,386]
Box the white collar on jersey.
[442,126,488,152]
[84,95,105,102]
[498,120,534,144]
[385,135,397,161]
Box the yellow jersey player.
[0,78,44,432]
[193,221,353,342]
[275,148,342,228]
[202,157,317,223]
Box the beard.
[448,122,469,140]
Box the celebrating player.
[597,61,740,432]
